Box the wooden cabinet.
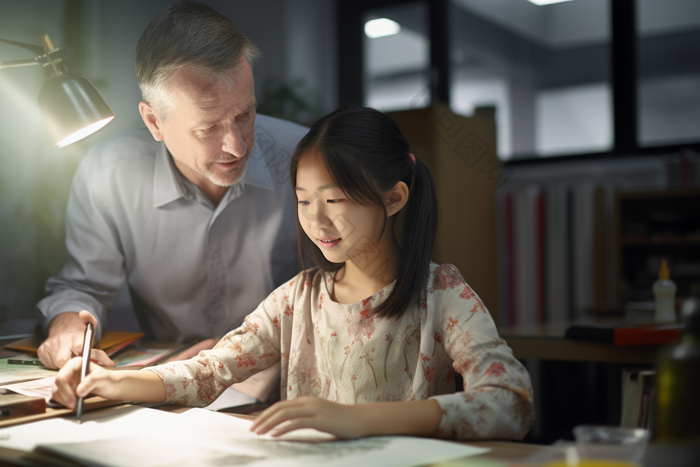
[388,104,500,324]
[616,190,700,304]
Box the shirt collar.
[243,131,274,190]
[153,141,190,208]
[152,128,275,209]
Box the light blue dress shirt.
[36,115,307,342]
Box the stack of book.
[498,183,617,326]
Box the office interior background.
[1,0,699,444]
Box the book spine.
[614,326,683,346]
[536,190,546,324]
[506,192,517,327]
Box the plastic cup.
[573,425,650,465]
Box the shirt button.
[212,252,219,259]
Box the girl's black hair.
[290,106,438,320]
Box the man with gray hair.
[35,1,306,380]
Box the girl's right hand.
[51,357,118,410]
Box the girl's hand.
[250,396,371,439]
[51,357,119,410]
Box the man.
[36,2,306,371]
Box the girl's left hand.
[250,396,369,439]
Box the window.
[363,3,431,111]
[338,0,700,162]
[637,0,700,147]
[449,0,612,159]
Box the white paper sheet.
[202,386,258,412]
[0,405,490,467]
[0,406,178,451]
[0,376,54,402]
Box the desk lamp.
[0,34,114,147]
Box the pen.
[76,322,93,424]
[7,356,44,366]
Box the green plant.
[256,78,325,127]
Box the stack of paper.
[0,406,490,467]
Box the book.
[110,345,179,367]
[0,359,57,385]
[3,331,145,357]
[573,182,595,319]
[565,323,683,346]
[0,391,46,420]
[7,354,44,366]
[513,186,542,326]
[621,369,656,429]
[545,184,570,324]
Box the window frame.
[336,0,700,165]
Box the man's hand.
[165,338,219,362]
[38,311,115,369]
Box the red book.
[565,324,683,346]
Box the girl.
[53,107,534,440]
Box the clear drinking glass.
[573,425,650,465]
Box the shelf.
[498,324,662,364]
[622,241,700,247]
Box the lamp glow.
[364,18,401,39]
[38,70,115,148]
[528,0,575,5]
[0,35,114,148]
[56,116,114,148]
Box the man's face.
[155,62,256,191]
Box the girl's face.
[295,152,386,266]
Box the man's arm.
[36,147,126,368]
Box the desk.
[0,404,697,466]
[499,324,662,364]
[0,403,551,467]
[498,323,667,445]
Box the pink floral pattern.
[146,263,534,440]
[485,362,506,377]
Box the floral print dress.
[147,263,535,440]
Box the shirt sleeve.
[145,277,294,406]
[35,151,125,340]
[428,265,535,440]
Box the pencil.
[76,322,93,424]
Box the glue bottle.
[653,260,677,323]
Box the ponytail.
[377,158,437,318]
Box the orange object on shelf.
[565,323,683,346]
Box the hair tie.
[409,153,416,165]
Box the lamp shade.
[37,70,114,148]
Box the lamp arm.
[0,38,45,55]
[0,58,42,70]
[0,37,71,73]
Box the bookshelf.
[616,190,700,305]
